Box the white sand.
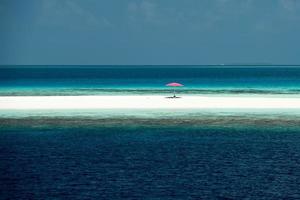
[0,95,300,110]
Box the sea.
[1,66,300,199]
[2,65,300,96]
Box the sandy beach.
[1,95,300,110]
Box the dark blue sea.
[1,120,300,199]
[1,66,300,199]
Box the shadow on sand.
[165,96,182,99]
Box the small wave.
[1,88,300,96]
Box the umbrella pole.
[173,89,176,98]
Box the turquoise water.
[1,66,300,95]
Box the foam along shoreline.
[1,95,300,110]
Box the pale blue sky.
[0,0,300,65]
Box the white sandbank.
[0,95,300,110]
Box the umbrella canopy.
[166,82,183,98]
[166,82,184,87]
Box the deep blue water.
[1,124,300,199]
[1,66,300,95]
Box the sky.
[0,0,300,65]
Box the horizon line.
[1,64,300,67]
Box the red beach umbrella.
[166,82,184,98]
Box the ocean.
[1,118,300,199]
[1,66,300,199]
[1,65,300,96]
